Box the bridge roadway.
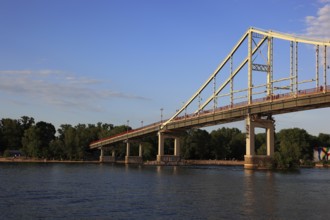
[90,86,330,149]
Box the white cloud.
[0,69,149,112]
[305,4,330,39]
[319,0,330,3]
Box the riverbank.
[0,157,245,166]
[0,157,99,163]
[141,159,244,166]
[184,159,244,166]
[1,157,328,168]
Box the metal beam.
[196,35,268,112]
[160,30,250,129]
[251,27,330,46]
[91,27,330,149]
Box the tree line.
[0,116,129,160]
[181,127,330,168]
[1,116,330,168]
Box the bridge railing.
[91,86,330,146]
[90,121,162,146]
[173,86,329,121]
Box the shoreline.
[0,157,99,163]
[143,159,244,166]
[1,157,326,168]
[0,157,244,166]
[183,159,244,166]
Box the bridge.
[90,27,330,169]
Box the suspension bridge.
[90,27,330,169]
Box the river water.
[0,163,329,219]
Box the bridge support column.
[157,132,164,162]
[174,137,180,157]
[99,147,116,163]
[125,142,130,158]
[125,141,143,164]
[99,147,104,162]
[139,143,143,157]
[244,115,275,169]
[246,116,255,156]
[125,142,130,164]
[157,132,181,165]
[267,124,275,157]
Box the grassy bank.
[0,157,99,163]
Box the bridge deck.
[90,87,330,149]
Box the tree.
[182,129,211,159]
[22,121,56,158]
[96,122,114,139]
[20,116,35,130]
[228,132,245,160]
[108,125,130,137]
[58,124,77,160]
[318,133,330,147]
[0,118,23,151]
[74,123,99,160]
[141,135,158,161]
[49,139,65,160]
[36,121,56,157]
[274,128,312,169]
[210,128,245,160]
[22,126,42,158]
[210,128,230,159]
[255,133,267,155]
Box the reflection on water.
[243,170,277,219]
[0,163,330,219]
[156,165,179,175]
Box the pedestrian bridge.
[90,27,330,168]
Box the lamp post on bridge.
[160,108,164,123]
[125,120,130,162]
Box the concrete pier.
[244,115,275,169]
[99,147,116,163]
[157,131,182,164]
[125,141,143,164]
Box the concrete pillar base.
[157,155,181,165]
[100,156,116,163]
[244,155,273,169]
[125,156,143,164]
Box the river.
[0,163,329,219]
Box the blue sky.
[0,0,329,135]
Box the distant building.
[314,147,330,161]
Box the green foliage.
[141,136,158,160]
[3,149,11,157]
[273,128,314,169]
[20,116,35,130]
[256,144,267,155]
[210,128,231,159]
[255,133,267,155]
[21,121,56,158]
[209,128,245,160]
[0,116,121,160]
[318,133,330,146]
[0,116,327,166]
[182,129,211,159]
[49,139,65,160]
[56,123,117,160]
[322,160,330,165]
[22,126,42,158]
[182,128,245,160]
[0,118,23,150]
